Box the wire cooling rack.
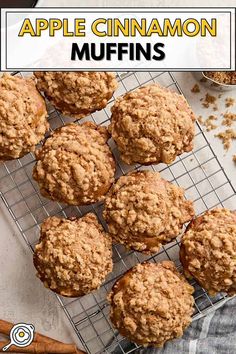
[0,71,236,354]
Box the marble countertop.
[0,0,235,348]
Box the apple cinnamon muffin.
[0,74,48,161]
[108,261,194,347]
[180,208,236,296]
[33,122,116,205]
[34,71,117,118]
[109,83,196,165]
[34,213,113,297]
[103,170,194,254]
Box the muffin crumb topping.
[0,74,48,160]
[35,71,117,118]
[110,83,195,165]
[180,208,236,296]
[103,170,194,254]
[108,261,194,347]
[34,213,113,297]
[33,122,115,205]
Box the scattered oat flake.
[233,155,236,163]
[215,129,236,150]
[225,97,235,108]
[191,84,200,93]
[222,112,236,127]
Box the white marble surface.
[0,0,236,350]
[176,72,236,191]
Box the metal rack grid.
[0,71,236,354]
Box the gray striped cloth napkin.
[137,297,236,354]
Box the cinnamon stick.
[0,319,62,344]
[0,341,85,353]
[0,320,85,354]
[0,320,11,338]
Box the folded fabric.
[137,297,236,354]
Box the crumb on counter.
[202,93,218,110]
[222,112,236,127]
[197,115,218,131]
[191,84,200,93]
[204,115,218,131]
[215,129,236,150]
[195,84,236,156]
[225,97,235,108]
[198,115,204,124]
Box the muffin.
[33,122,116,205]
[103,170,194,254]
[109,83,196,165]
[34,71,117,118]
[34,213,113,297]
[180,208,236,296]
[108,261,194,347]
[0,74,48,161]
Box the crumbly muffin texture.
[109,83,196,165]
[34,72,117,118]
[34,213,113,297]
[108,261,194,347]
[103,170,194,254]
[204,71,236,85]
[0,74,48,161]
[180,208,236,296]
[33,122,115,205]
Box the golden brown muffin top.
[35,71,117,118]
[0,73,48,160]
[103,170,194,254]
[108,261,194,347]
[34,213,113,297]
[109,83,196,165]
[33,122,116,205]
[180,208,236,296]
